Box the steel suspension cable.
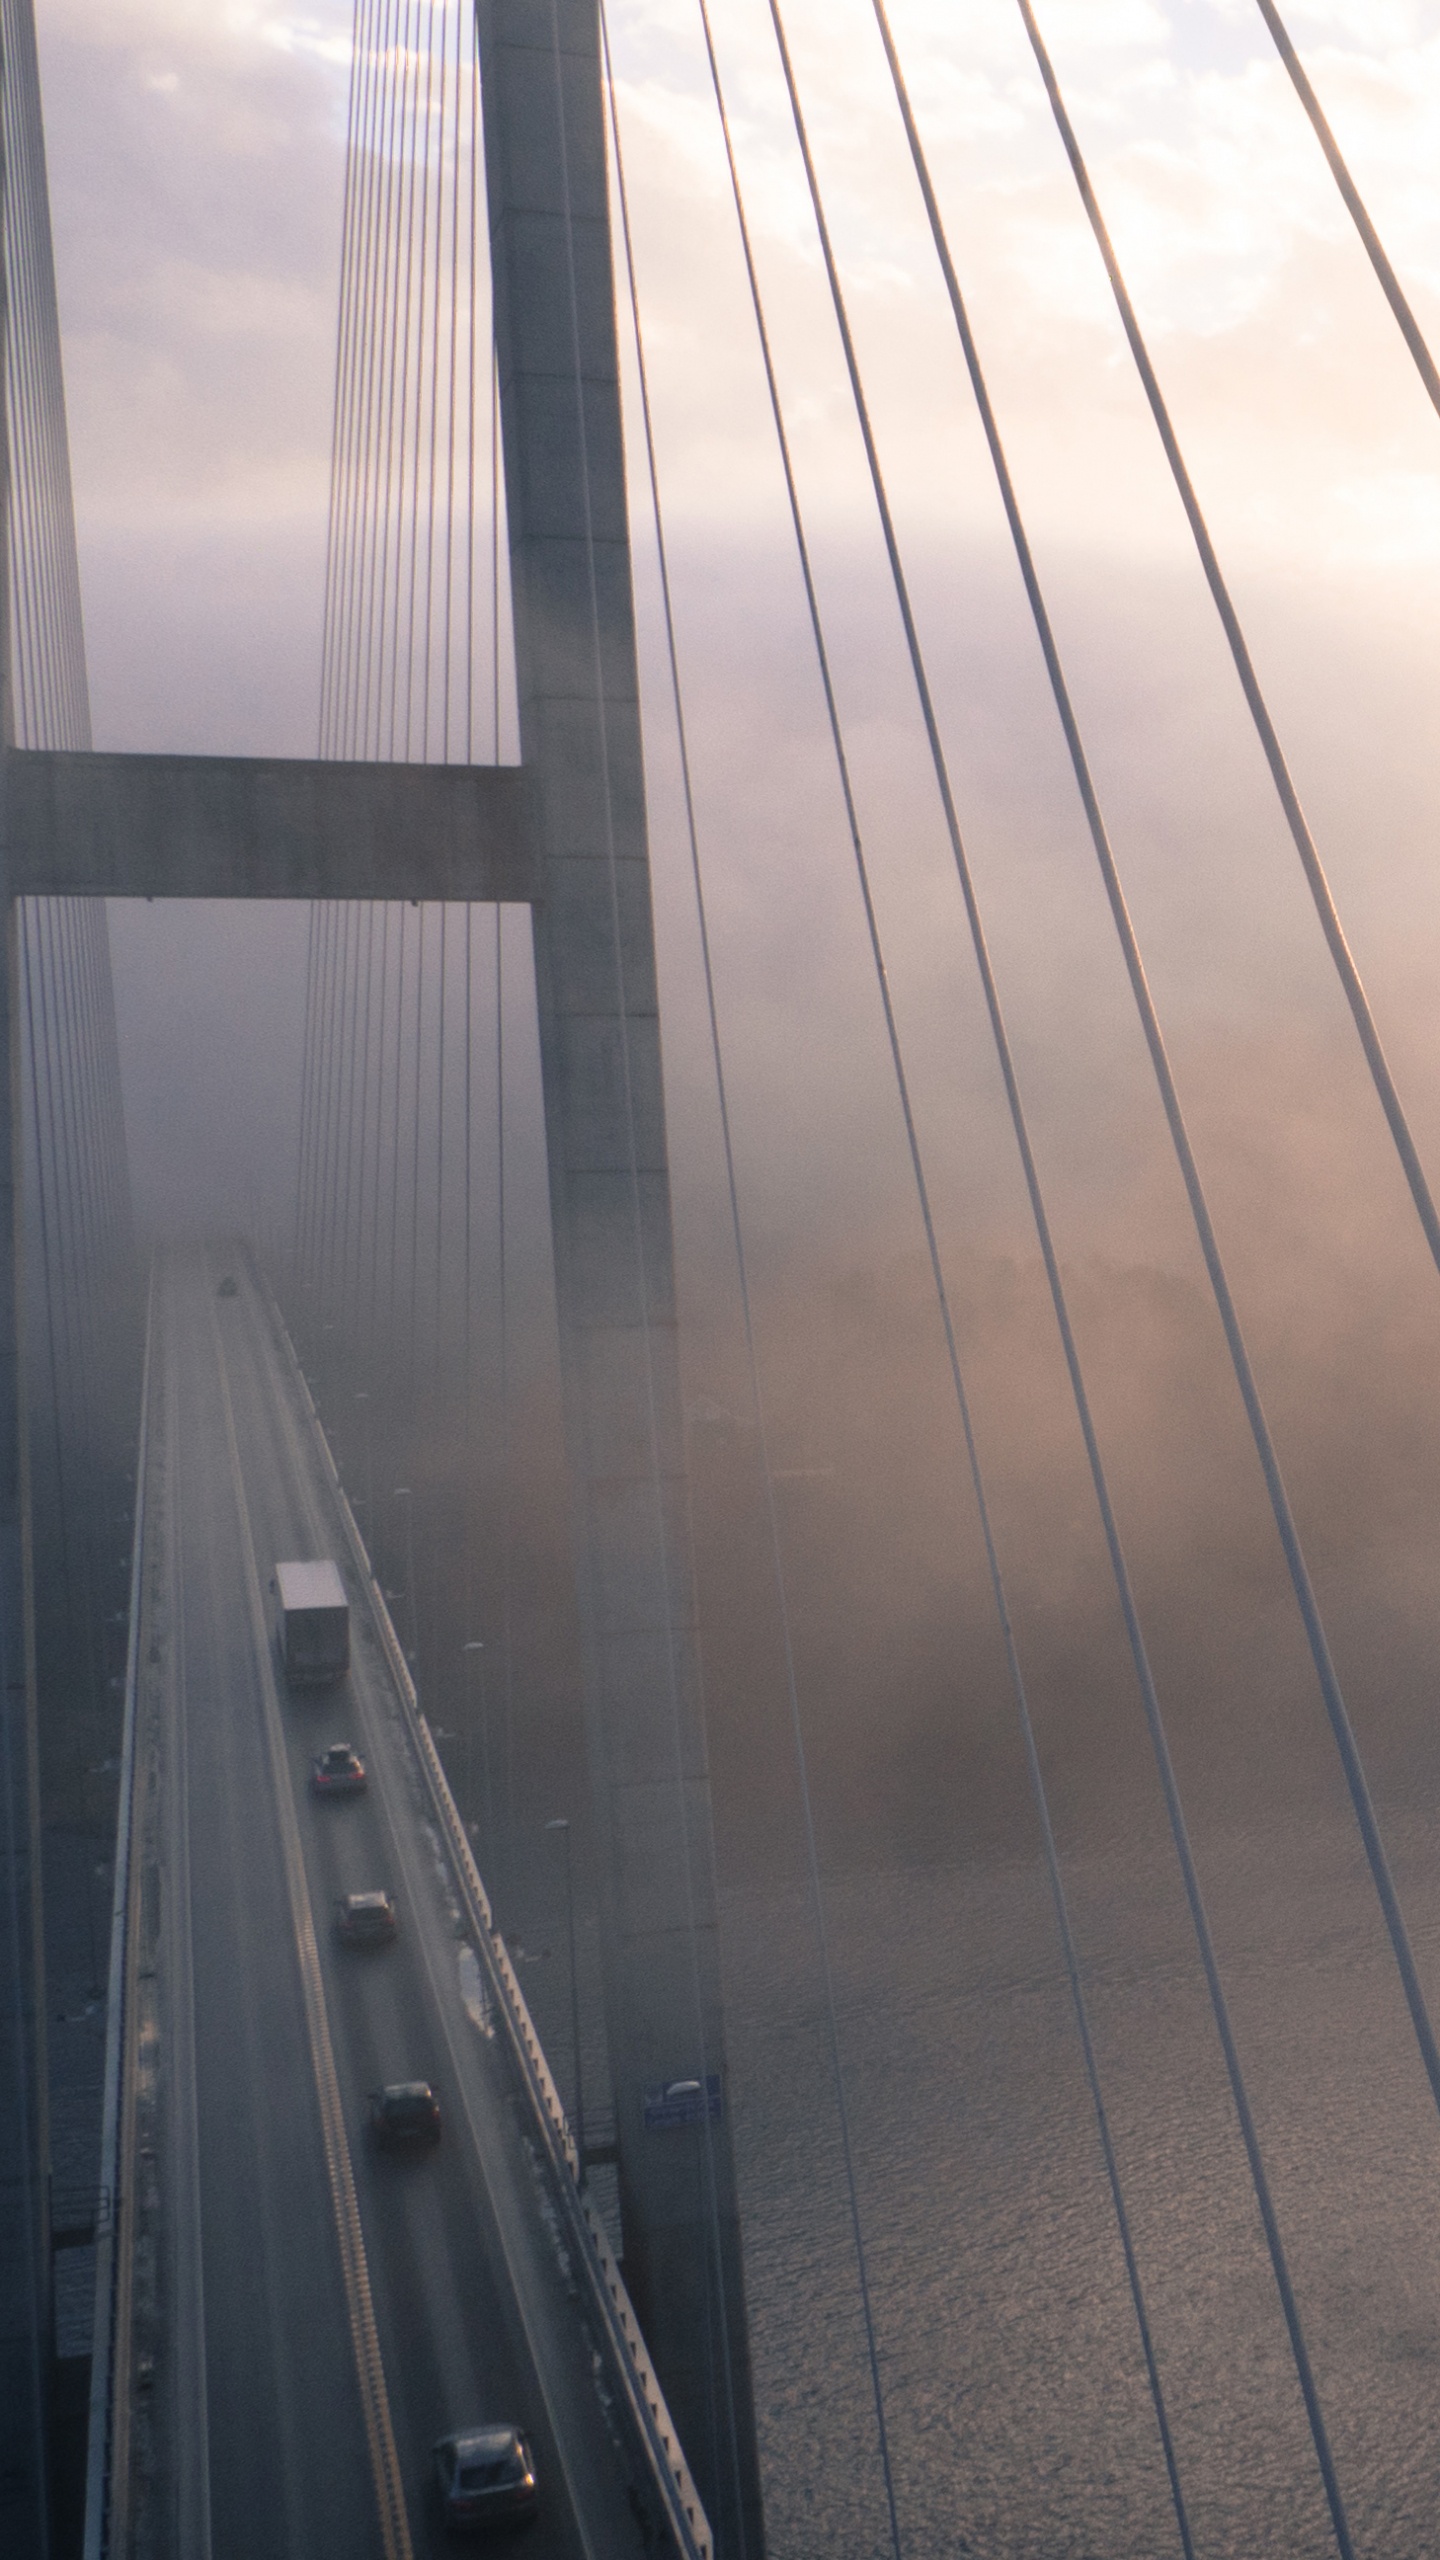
[292,914,314,1285]
[679,4,1199,2543]
[491,339,501,757]
[387,0,425,755]
[4,5,136,1807]
[988,0,1440,2144]
[1252,0,1440,421]
[441,0,464,759]
[322,0,372,748]
[387,904,408,1388]
[318,0,371,751]
[315,902,345,1320]
[312,904,346,1311]
[420,7,449,757]
[352,900,380,1348]
[336,903,364,1334]
[465,21,480,766]
[341,0,399,754]
[402,4,439,755]
[294,904,323,1285]
[759,4,1357,2547]
[604,11,916,2544]
[1015,0,1440,1297]
[367,0,414,755]
[493,907,513,1860]
[367,904,394,1364]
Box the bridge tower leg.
[476,6,765,2550]
[0,88,52,2560]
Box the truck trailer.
[275,1558,350,1688]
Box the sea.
[511,1790,1440,2557]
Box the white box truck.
[275,1559,350,1688]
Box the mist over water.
[724,1821,1440,2558]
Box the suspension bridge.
[4,4,1440,2556]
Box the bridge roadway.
[141,1242,649,2559]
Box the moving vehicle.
[336,1889,397,1946]
[369,2081,441,2149]
[312,1742,366,1796]
[433,2425,538,2533]
[275,1558,350,1687]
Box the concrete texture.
[0,883,52,2560]
[0,5,765,2550]
[478,4,766,2551]
[0,39,55,2525]
[8,751,539,903]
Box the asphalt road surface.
[145,1243,650,2560]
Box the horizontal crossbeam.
[5,749,539,902]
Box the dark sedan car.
[336,1889,397,1947]
[433,2425,537,2533]
[369,2081,441,2149]
[311,1742,366,1796]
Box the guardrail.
[83,1263,155,2560]
[261,1262,715,2560]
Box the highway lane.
[154,1247,379,2558]
[149,1241,650,2558]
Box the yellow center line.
[207,1291,413,2560]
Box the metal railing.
[263,1260,715,2560]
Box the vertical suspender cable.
[441,0,463,760]
[319,0,369,752]
[464,13,480,767]
[421,6,448,758]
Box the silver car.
[432,2425,537,2532]
[336,1890,397,1948]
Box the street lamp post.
[354,1389,373,1536]
[392,1487,419,1686]
[462,1640,487,1839]
[544,1816,584,2172]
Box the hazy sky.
[31,2,1440,1286]
[35,3,1440,742]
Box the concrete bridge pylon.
[0,1,765,2550]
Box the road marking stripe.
[242,1270,608,2560]
[208,1293,413,2560]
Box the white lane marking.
[245,1283,605,2560]
[208,1289,413,2560]
[161,1286,214,2560]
